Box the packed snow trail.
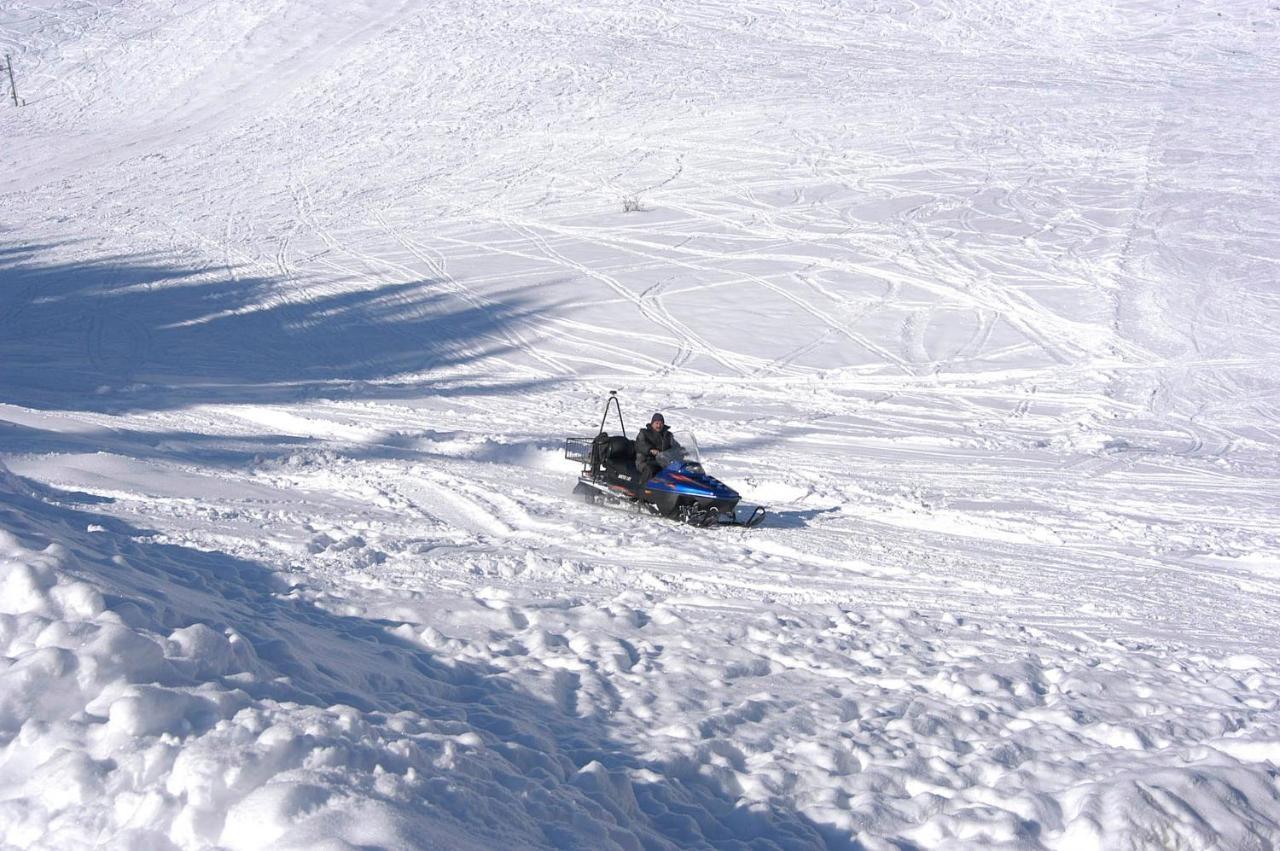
[3,0,1280,848]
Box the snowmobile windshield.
[656,433,702,468]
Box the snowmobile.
[564,392,766,528]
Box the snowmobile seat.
[607,435,633,461]
[601,435,637,477]
[589,432,626,460]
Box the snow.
[3,0,1280,847]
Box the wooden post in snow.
[5,55,18,107]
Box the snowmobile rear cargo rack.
[564,437,597,466]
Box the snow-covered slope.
[3,0,1280,847]
[4,455,1280,849]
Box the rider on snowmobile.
[635,413,681,489]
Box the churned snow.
[2,0,1280,848]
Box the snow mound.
[0,462,831,848]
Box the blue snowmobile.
[565,392,765,528]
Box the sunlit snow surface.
[2,0,1280,847]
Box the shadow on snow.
[0,471,857,850]
[0,241,559,413]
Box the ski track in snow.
[3,0,1280,848]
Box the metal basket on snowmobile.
[563,437,597,466]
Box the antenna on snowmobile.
[599,391,625,436]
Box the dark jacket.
[635,424,680,468]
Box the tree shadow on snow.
[0,417,325,470]
[0,472,858,850]
[0,241,560,413]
